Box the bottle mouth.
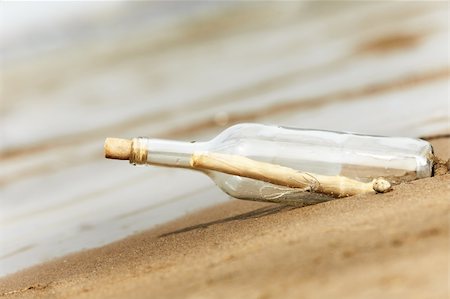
[129,137,148,165]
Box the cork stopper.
[104,138,132,160]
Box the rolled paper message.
[191,152,391,197]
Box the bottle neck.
[130,137,207,168]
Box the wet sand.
[2,1,449,278]
[0,137,448,299]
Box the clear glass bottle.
[122,123,433,205]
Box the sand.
[0,136,448,299]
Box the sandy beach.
[0,136,448,299]
[1,2,449,298]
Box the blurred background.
[0,2,448,276]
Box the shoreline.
[0,136,448,299]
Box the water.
[0,2,448,276]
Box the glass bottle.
[107,123,434,205]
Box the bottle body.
[130,123,433,204]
